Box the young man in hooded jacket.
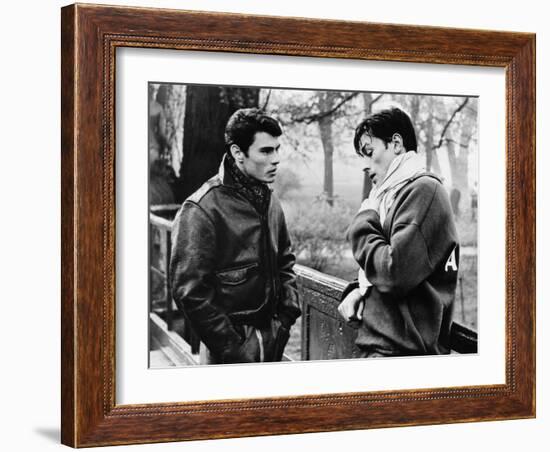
[338,107,460,357]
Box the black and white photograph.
[148,83,479,367]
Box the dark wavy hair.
[225,108,282,155]
[353,107,417,155]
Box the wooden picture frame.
[61,3,535,447]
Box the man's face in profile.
[240,132,281,183]
[358,132,396,185]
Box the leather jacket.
[169,157,301,362]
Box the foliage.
[455,209,478,247]
[150,83,186,176]
[286,197,354,272]
[219,87,259,109]
[273,167,302,199]
[455,254,478,329]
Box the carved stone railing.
[295,265,364,360]
[295,265,477,359]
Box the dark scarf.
[225,153,271,216]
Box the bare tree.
[446,101,476,196]
[317,92,337,205]
[274,90,360,205]
[425,96,442,173]
[433,97,469,151]
[429,97,470,191]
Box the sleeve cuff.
[341,279,359,301]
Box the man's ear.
[391,133,404,154]
[230,144,244,163]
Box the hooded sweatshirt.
[358,152,426,295]
[347,155,460,356]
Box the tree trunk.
[175,86,259,202]
[425,97,442,174]
[409,95,421,139]
[318,115,334,206]
[446,114,473,210]
[318,92,338,206]
[446,140,459,185]
[456,117,474,195]
[446,139,464,216]
[360,93,374,200]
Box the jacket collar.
[218,153,273,215]
[217,153,274,192]
[217,153,239,188]
[217,153,228,184]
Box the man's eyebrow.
[260,144,281,151]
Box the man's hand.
[337,288,365,329]
[220,327,261,363]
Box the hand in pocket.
[268,318,290,362]
[220,325,261,363]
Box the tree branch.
[444,137,470,149]
[432,98,469,150]
[294,92,359,124]
[369,93,384,110]
[261,89,272,111]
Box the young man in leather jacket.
[170,108,301,364]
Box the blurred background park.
[149,83,478,363]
